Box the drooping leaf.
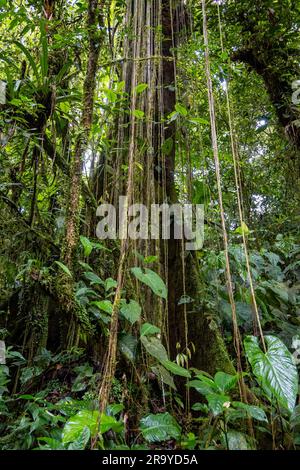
[14,41,40,81]
[119,333,138,362]
[140,322,161,337]
[232,402,268,422]
[140,336,168,363]
[162,360,191,378]
[140,412,181,442]
[131,267,167,299]
[244,335,298,412]
[84,272,104,286]
[151,365,176,390]
[55,261,72,278]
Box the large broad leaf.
[162,360,191,378]
[140,412,181,442]
[131,267,167,299]
[140,336,168,363]
[62,410,99,443]
[120,300,141,324]
[244,335,298,412]
[62,410,123,443]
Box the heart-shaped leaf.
[131,267,167,299]
[244,335,298,412]
[140,412,181,442]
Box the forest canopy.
[0,0,300,452]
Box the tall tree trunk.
[160,1,234,375]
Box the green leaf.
[225,431,249,450]
[151,365,177,390]
[234,221,250,236]
[80,236,93,257]
[91,300,113,315]
[119,333,138,362]
[105,89,117,102]
[105,278,118,291]
[140,412,181,442]
[14,41,40,82]
[232,402,268,422]
[140,336,168,363]
[206,393,231,416]
[120,300,141,324]
[140,322,161,337]
[244,335,298,412]
[214,372,239,393]
[144,255,159,264]
[55,261,72,278]
[132,109,145,119]
[168,111,179,122]
[162,360,191,378]
[39,20,48,79]
[62,410,123,444]
[131,267,167,299]
[175,103,188,116]
[189,117,210,125]
[187,379,216,396]
[62,410,99,443]
[107,404,124,416]
[78,261,93,271]
[134,83,148,94]
[67,426,90,450]
[84,272,104,285]
[100,414,124,434]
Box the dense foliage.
[0,0,299,451]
